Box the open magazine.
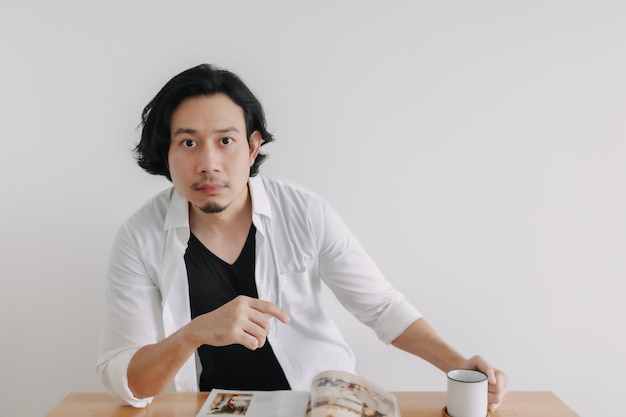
[195,370,400,417]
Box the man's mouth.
[194,183,225,195]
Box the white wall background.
[1,1,624,416]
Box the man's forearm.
[127,326,198,399]
[391,317,466,372]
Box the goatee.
[199,203,228,214]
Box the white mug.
[446,369,488,417]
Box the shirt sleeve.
[316,200,422,344]
[96,221,162,407]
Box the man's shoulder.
[123,187,175,232]
[256,175,323,203]
[253,176,330,227]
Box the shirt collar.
[249,176,272,219]
[163,187,189,231]
[163,176,273,231]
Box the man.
[97,64,508,410]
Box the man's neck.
[187,185,254,264]
[188,186,252,237]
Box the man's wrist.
[179,319,203,351]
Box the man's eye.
[221,137,233,145]
[183,139,196,148]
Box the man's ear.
[249,131,262,165]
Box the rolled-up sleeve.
[316,201,422,344]
[96,222,162,407]
[97,347,150,407]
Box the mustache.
[191,174,229,189]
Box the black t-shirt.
[184,225,291,391]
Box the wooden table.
[45,391,579,417]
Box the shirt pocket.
[278,270,317,315]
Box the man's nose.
[197,146,221,173]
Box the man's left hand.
[459,355,509,413]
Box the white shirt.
[97,176,421,407]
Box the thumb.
[465,355,496,384]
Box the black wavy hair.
[134,64,274,180]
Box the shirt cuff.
[375,298,422,344]
[100,347,154,408]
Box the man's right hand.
[185,295,290,350]
[128,295,289,399]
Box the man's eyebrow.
[172,127,197,136]
[172,126,240,136]
[213,126,240,134]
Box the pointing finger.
[250,299,290,323]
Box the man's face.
[168,94,261,215]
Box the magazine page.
[307,370,399,417]
[196,389,310,417]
